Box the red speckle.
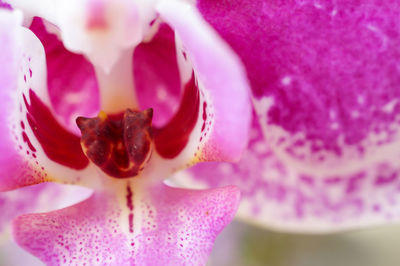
[22,131,36,152]
[149,18,157,26]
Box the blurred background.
[208,221,400,266]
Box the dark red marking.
[154,74,200,158]
[128,213,134,233]
[126,186,134,211]
[24,90,89,169]
[149,18,157,26]
[76,109,153,178]
[126,185,134,233]
[22,131,36,152]
[20,121,25,129]
[201,102,207,132]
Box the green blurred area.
[209,221,400,266]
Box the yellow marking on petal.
[98,110,108,121]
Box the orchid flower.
[0,0,252,264]
[174,0,400,233]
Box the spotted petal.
[177,0,400,231]
[0,9,98,191]
[13,184,239,265]
[0,183,91,266]
[151,0,251,169]
[0,183,91,236]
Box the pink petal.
[0,183,91,234]
[198,0,400,170]
[134,23,181,127]
[177,116,400,232]
[0,12,98,190]
[0,1,11,9]
[192,1,400,230]
[0,183,91,266]
[13,184,239,265]
[0,240,42,266]
[154,0,251,164]
[29,18,100,135]
[0,10,38,190]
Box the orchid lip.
[76,108,153,179]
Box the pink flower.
[180,0,400,232]
[0,0,251,264]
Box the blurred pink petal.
[177,0,400,231]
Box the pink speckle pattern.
[192,0,400,231]
[135,185,239,265]
[13,185,240,265]
[188,116,400,232]
[14,192,128,265]
[199,0,400,164]
[0,183,91,234]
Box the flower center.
[76,108,153,178]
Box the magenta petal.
[0,12,96,190]
[0,183,91,234]
[0,10,38,190]
[157,0,251,163]
[198,0,400,168]
[179,116,400,232]
[30,18,100,134]
[13,184,240,265]
[192,1,400,231]
[0,183,91,266]
[134,23,180,127]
